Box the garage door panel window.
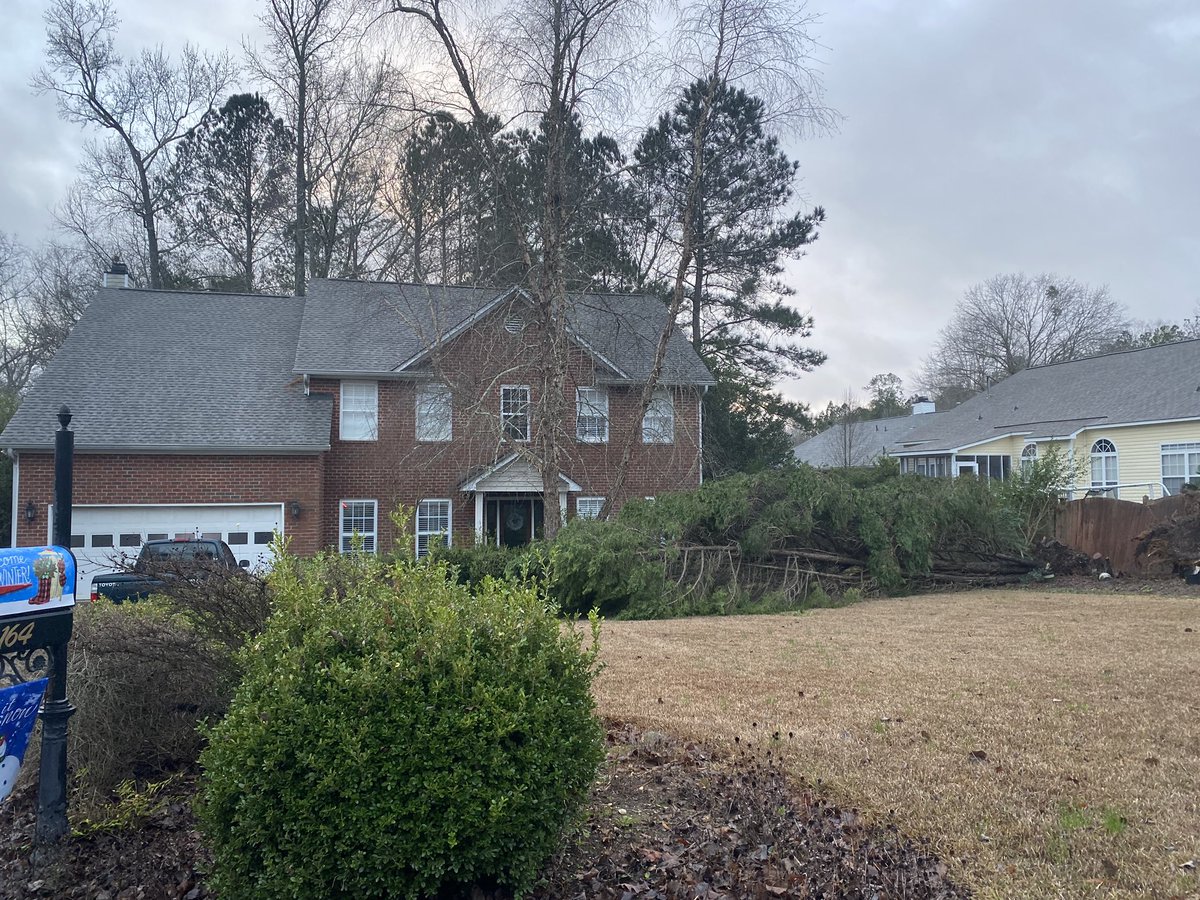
[340,501,377,554]
[416,500,451,558]
[227,532,248,545]
[119,533,141,547]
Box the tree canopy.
[920,272,1127,404]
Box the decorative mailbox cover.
[0,548,76,619]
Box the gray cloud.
[786,0,1200,408]
[3,0,1197,414]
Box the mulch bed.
[0,724,967,899]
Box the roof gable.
[294,279,714,386]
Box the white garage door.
[49,503,284,597]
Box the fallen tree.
[540,465,1043,616]
[1134,493,1200,575]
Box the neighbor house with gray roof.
[2,272,713,593]
[888,339,1200,499]
[794,399,941,468]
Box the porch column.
[474,492,485,544]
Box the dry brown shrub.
[66,600,237,813]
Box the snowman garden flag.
[0,678,49,803]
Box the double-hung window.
[501,385,531,441]
[416,499,452,557]
[340,500,377,553]
[576,497,605,519]
[642,389,675,443]
[340,381,378,441]
[1161,442,1200,495]
[416,382,452,442]
[576,387,609,443]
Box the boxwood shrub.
[197,551,604,899]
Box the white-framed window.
[642,389,675,443]
[576,497,605,519]
[416,499,452,557]
[1161,442,1200,495]
[340,381,378,441]
[340,499,377,553]
[576,387,609,443]
[1020,442,1038,474]
[1090,438,1118,496]
[501,385,531,441]
[416,382,452,442]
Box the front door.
[490,496,545,547]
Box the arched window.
[1020,442,1038,474]
[1090,439,1118,496]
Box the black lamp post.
[34,406,75,847]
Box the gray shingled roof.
[794,412,943,467]
[1,288,333,452]
[293,279,715,385]
[891,339,1200,454]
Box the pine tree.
[634,78,826,472]
[168,93,294,293]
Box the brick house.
[1,277,713,592]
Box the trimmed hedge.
[197,551,604,899]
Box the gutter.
[2,444,331,455]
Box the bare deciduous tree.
[921,272,1129,400]
[34,0,235,288]
[246,0,386,294]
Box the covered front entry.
[485,494,545,547]
[461,453,581,547]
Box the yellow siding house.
[889,340,1200,500]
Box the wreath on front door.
[505,508,526,532]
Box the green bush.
[547,517,669,617]
[198,551,605,899]
[430,541,538,587]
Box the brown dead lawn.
[592,590,1200,900]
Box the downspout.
[698,386,707,485]
[7,449,16,548]
[303,373,310,397]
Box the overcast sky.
[3,0,1199,410]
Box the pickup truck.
[90,538,248,604]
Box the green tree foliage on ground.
[442,465,1034,619]
[199,549,604,899]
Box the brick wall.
[13,314,704,557]
[312,318,703,552]
[15,453,325,554]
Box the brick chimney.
[101,256,130,289]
